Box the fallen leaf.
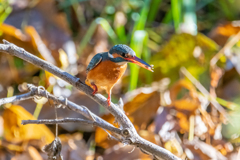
[151,33,218,82]
[209,22,240,46]
[11,146,43,160]
[176,112,189,132]
[95,87,160,148]
[3,105,54,144]
[58,133,87,160]
[101,144,152,160]
[173,99,199,113]
[184,138,227,160]
[164,139,183,157]
[24,26,56,65]
[27,146,43,160]
[169,80,200,113]
[211,66,224,89]
[139,130,159,145]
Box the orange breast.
[86,60,127,92]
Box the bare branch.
[22,118,124,144]
[0,40,181,160]
[22,118,102,126]
[0,92,33,106]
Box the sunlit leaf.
[151,33,218,82]
[3,105,54,144]
[95,88,160,148]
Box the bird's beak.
[124,56,154,72]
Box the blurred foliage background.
[1,0,240,159]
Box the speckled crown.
[109,44,135,56]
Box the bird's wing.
[86,53,103,73]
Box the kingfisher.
[85,44,153,106]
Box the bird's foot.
[91,82,98,95]
[107,94,111,106]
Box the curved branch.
[0,40,181,160]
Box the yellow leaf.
[173,99,199,112]
[168,80,200,113]
[59,48,69,69]
[95,89,160,148]
[164,139,183,156]
[176,112,189,132]
[3,105,54,143]
[170,80,197,101]
[151,33,218,81]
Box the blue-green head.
[108,44,153,72]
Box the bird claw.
[91,83,98,95]
[107,96,111,106]
[92,90,97,95]
[107,99,111,106]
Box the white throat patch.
[108,52,114,58]
[117,61,127,65]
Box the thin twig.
[54,104,58,137]
[22,118,101,126]
[40,90,110,141]
[180,67,227,119]
[210,30,240,67]
[0,92,33,106]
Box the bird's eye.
[122,53,127,58]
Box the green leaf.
[129,30,150,90]
[171,0,182,32]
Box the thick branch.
[0,40,131,129]
[0,40,181,160]
[136,137,180,160]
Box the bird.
[85,44,153,106]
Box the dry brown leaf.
[176,112,189,133]
[27,146,43,160]
[0,24,57,85]
[24,26,56,65]
[170,80,197,101]
[211,66,223,89]
[0,24,60,66]
[173,99,199,112]
[0,24,41,84]
[139,130,159,145]
[164,139,183,157]
[184,138,227,160]
[169,80,200,113]
[3,105,54,144]
[95,89,160,148]
[101,144,152,160]
[0,24,38,56]
[59,133,87,160]
[209,22,240,46]
[11,146,43,160]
